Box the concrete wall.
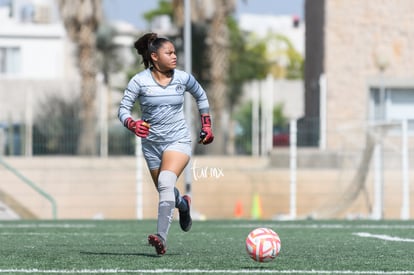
[1,155,413,220]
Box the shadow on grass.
[80,251,160,258]
[80,251,179,258]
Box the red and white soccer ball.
[245,227,281,262]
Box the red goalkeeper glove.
[124,117,150,138]
[199,114,214,144]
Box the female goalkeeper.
[118,33,214,255]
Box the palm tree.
[58,0,102,155]
[206,0,235,154]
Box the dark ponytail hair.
[134,33,171,69]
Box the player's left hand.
[199,114,214,144]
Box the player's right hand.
[124,117,150,138]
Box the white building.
[238,13,305,57]
[0,0,139,156]
[0,0,76,155]
[0,0,73,79]
[0,0,79,126]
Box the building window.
[0,47,21,75]
[369,86,414,132]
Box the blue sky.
[103,0,304,30]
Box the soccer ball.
[245,227,281,262]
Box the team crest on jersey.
[175,84,185,94]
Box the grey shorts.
[141,140,192,170]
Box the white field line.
[0,223,96,229]
[2,269,414,274]
[217,223,414,230]
[0,232,128,236]
[2,223,414,230]
[353,232,414,242]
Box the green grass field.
[1,219,414,274]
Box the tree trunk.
[77,26,98,155]
[58,0,102,155]
[206,0,232,154]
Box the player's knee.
[158,170,177,201]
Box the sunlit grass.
[1,220,414,274]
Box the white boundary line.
[353,232,414,242]
[0,232,129,236]
[215,223,414,230]
[0,224,96,229]
[2,269,414,274]
[2,223,414,230]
